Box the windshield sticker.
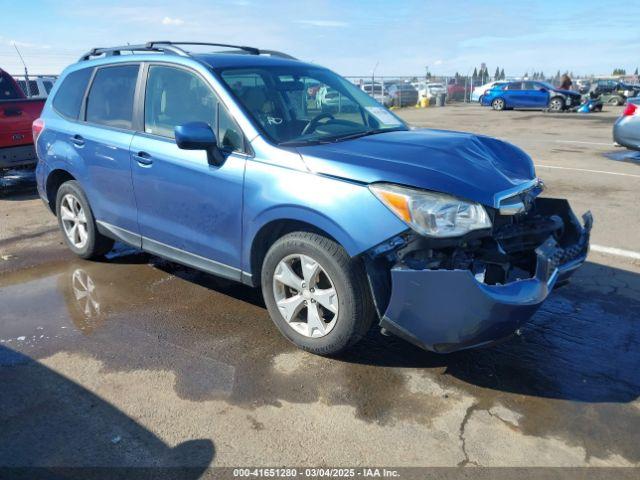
[365,107,403,125]
[267,116,283,125]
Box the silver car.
[613,97,640,150]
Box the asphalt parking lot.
[1,103,639,470]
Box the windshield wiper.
[323,128,407,143]
[279,128,406,147]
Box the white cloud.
[296,20,349,28]
[434,59,443,66]
[161,16,185,26]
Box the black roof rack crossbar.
[220,48,298,60]
[79,41,297,62]
[151,41,261,56]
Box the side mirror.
[175,122,225,166]
[539,87,548,92]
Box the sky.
[1,0,639,78]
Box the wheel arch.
[245,214,350,288]
[45,168,76,214]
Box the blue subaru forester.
[34,42,592,355]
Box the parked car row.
[360,81,419,108]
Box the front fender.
[241,160,408,273]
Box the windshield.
[217,65,407,145]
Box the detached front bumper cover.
[380,209,592,353]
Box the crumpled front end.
[368,197,592,353]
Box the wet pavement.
[1,106,639,469]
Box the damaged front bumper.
[377,199,592,353]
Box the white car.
[471,81,506,102]
[316,86,357,112]
[417,82,446,100]
[361,82,392,106]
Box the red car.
[447,80,467,102]
[0,68,45,173]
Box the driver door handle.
[134,151,153,166]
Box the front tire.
[261,232,374,356]
[548,96,565,112]
[491,98,505,111]
[55,180,114,259]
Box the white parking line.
[555,140,615,146]
[535,164,640,179]
[591,245,640,261]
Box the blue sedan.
[481,81,582,112]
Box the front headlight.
[369,183,492,237]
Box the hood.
[554,88,581,97]
[297,129,536,208]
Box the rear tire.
[491,98,505,111]
[261,232,375,356]
[608,96,623,106]
[55,180,114,259]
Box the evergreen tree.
[523,71,528,79]
[494,66,500,80]
[472,67,478,82]
[500,68,505,80]
[540,71,545,81]
[635,68,639,75]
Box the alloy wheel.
[272,254,339,338]
[60,193,89,249]
[549,98,563,111]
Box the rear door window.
[52,68,93,119]
[86,65,139,129]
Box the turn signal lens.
[374,189,412,223]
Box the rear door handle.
[70,134,85,147]
[134,151,153,166]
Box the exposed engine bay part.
[363,197,592,352]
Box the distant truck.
[0,68,45,173]
[13,75,57,99]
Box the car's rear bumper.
[0,144,36,170]
[380,210,592,354]
[613,117,640,150]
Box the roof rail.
[221,48,298,60]
[79,41,297,62]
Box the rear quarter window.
[52,68,93,119]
